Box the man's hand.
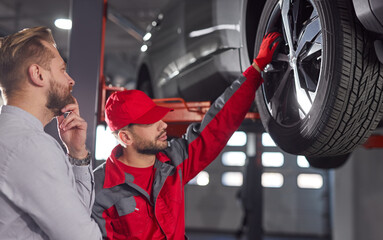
[57,98,88,159]
[254,32,282,71]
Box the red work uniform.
[92,66,262,239]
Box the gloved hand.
[254,32,282,71]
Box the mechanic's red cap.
[105,90,172,131]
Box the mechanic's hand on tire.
[254,32,282,71]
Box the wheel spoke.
[274,52,289,62]
[292,0,302,41]
[298,39,321,92]
[281,0,294,54]
[271,67,292,104]
[292,66,311,114]
[300,41,321,62]
[270,97,280,119]
[265,0,322,124]
[299,65,317,92]
[296,16,321,56]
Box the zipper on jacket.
[153,176,168,239]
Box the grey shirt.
[0,105,102,240]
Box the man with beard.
[0,27,102,239]
[92,32,281,239]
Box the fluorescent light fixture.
[54,18,72,30]
[262,152,284,167]
[222,151,246,166]
[297,174,323,189]
[262,172,284,188]
[297,155,310,168]
[140,44,148,52]
[143,32,152,41]
[222,172,243,187]
[188,171,209,186]
[262,133,276,147]
[227,131,247,146]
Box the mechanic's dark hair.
[0,26,56,99]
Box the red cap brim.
[131,105,172,124]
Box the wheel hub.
[289,54,297,69]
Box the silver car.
[136,0,383,168]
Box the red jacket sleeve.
[180,66,262,183]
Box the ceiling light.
[140,44,148,52]
[143,32,152,41]
[54,18,72,30]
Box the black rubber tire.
[254,0,383,161]
[306,153,350,169]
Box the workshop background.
[0,0,383,240]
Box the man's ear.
[118,131,133,146]
[28,64,45,87]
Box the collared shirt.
[0,105,102,240]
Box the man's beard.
[46,80,75,116]
[132,131,168,155]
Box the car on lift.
[136,0,383,168]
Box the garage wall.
[185,131,248,231]
[185,129,330,237]
[261,137,330,236]
[332,133,383,240]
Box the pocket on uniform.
[115,196,136,216]
[112,196,150,237]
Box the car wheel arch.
[240,0,268,69]
[136,64,154,98]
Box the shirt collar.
[103,145,126,188]
[103,145,171,189]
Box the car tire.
[306,153,350,169]
[254,0,383,166]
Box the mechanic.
[0,27,102,239]
[92,32,281,239]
